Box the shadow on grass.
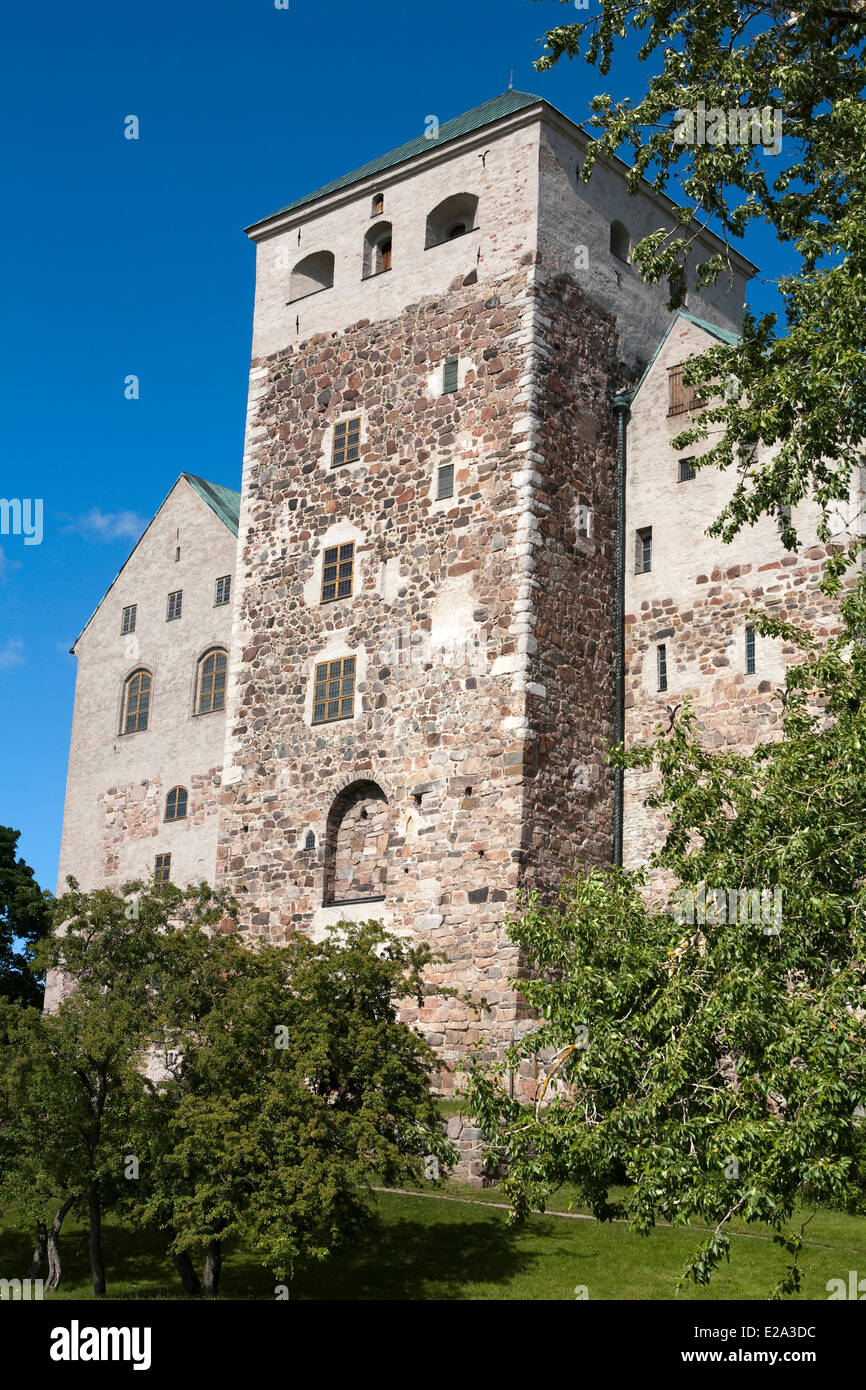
[291,1213,530,1300]
[0,1200,529,1301]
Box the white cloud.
[0,639,25,669]
[64,509,148,543]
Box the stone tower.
[214,91,754,1090]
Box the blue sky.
[0,0,789,891]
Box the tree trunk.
[26,1221,47,1280]
[45,1195,75,1291]
[167,1231,202,1297]
[201,1240,222,1298]
[87,1180,106,1296]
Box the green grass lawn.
[2,1183,863,1300]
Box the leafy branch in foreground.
[462,574,866,1294]
[533,0,866,547]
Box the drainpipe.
[611,392,632,868]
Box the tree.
[3,877,453,1298]
[0,1002,78,1289]
[0,826,52,1006]
[463,578,866,1294]
[125,919,455,1295]
[534,0,866,549]
[7,878,235,1295]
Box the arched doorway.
[323,780,390,906]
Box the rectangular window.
[657,644,668,692]
[154,853,171,884]
[442,358,459,394]
[436,463,454,501]
[332,417,361,467]
[121,605,137,635]
[167,590,183,621]
[215,575,231,606]
[636,527,652,573]
[668,364,707,416]
[312,656,356,725]
[678,457,696,482]
[745,625,756,675]
[321,543,355,603]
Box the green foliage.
[125,919,456,1282]
[0,826,52,1005]
[533,0,866,547]
[463,577,866,1294]
[0,878,453,1292]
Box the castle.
[52,92,859,1101]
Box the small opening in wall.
[360,808,368,820]
[304,830,316,851]
[464,786,472,796]
[413,793,422,806]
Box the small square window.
[745,625,756,675]
[436,464,454,501]
[636,528,652,573]
[167,590,183,621]
[312,656,356,725]
[215,575,231,606]
[678,457,696,482]
[321,543,355,603]
[121,605,137,635]
[332,417,361,467]
[154,853,171,884]
[657,644,668,692]
[442,358,459,394]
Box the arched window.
[289,250,335,302]
[165,786,188,822]
[304,830,316,851]
[363,221,393,278]
[123,670,151,734]
[372,192,384,215]
[323,780,390,905]
[197,649,228,714]
[425,193,479,249]
[610,220,630,262]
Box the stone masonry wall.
[519,270,621,894]
[622,317,862,890]
[217,266,546,1091]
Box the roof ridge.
[247,90,543,229]
[618,310,742,404]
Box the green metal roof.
[248,90,543,229]
[619,310,742,404]
[183,473,241,536]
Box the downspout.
[611,392,632,868]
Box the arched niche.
[425,193,479,249]
[289,250,335,302]
[323,779,390,905]
[362,222,393,278]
